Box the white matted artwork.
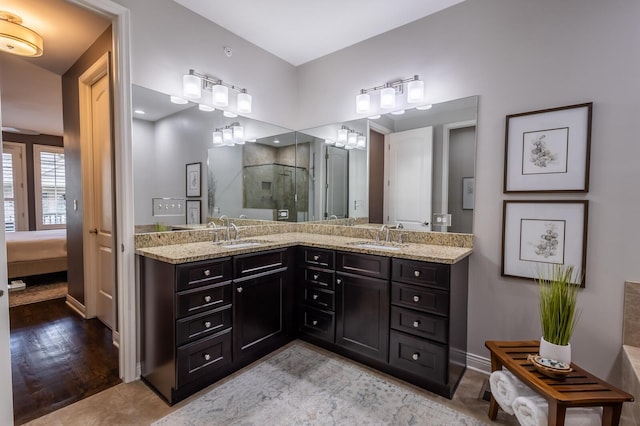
[502,200,588,286]
[504,103,592,192]
[462,177,474,210]
[186,200,201,224]
[186,162,201,197]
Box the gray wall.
[298,0,640,379]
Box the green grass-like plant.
[537,265,582,346]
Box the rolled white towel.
[489,369,537,415]
[512,395,602,426]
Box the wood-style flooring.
[10,298,120,425]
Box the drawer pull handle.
[204,295,212,303]
[312,320,318,326]
[414,270,421,277]
[336,278,342,285]
[313,255,320,261]
[312,294,319,300]
[413,320,420,328]
[413,295,420,302]
[204,321,212,329]
[203,353,211,361]
[237,287,243,293]
[313,273,319,280]
[203,269,211,277]
[412,353,420,361]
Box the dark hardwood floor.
[10,298,120,425]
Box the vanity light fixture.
[212,130,224,146]
[347,131,358,147]
[325,139,335,145]
[356,135,366,149]
[0,12,43,57]
[356,75,425,114]
[170,95,188,105]
[337,127,348,144]
[336,125,367,150]
[222,128,234,146]
[182,69,252,113]
[232,124,244,142]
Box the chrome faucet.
[328,214,338,220]
[207,221,219,243]
[219,215,230,241]
[230,222,239,241]
[239,214,247,219]
[376,224,390,243]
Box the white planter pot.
[539,337,571,364]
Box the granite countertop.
[135,232,472,265]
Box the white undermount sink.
[347,241,408,251]
[215,239,270,249]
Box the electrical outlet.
[152,198,186,216]
[433,213,452,227]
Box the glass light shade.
[337,128,348,143]
[347,132,358,147]
[233,125,244,141]
[0,17,43,57]
[345,145,354,150]
[237,92,252,114]
[183,74,202,99]
[356,93,370,114]
[198,104,215,112]
[212,84,229,107]
[170,95,188,105]
[335,142,345,148]
[222,128,234,145]
[407,79,425,103]
[357,135,366,149]
[380,86,396,109]
[212,131,223,146]
[325,139,335,145]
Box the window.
[2,142,28,231]
[34,145,66,229]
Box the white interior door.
[385,127,433,231]
[325,146,348,218]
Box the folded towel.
[512,395,602,426]
[489,369,537,414]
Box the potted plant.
[537,264,582,364]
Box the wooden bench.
[485,340,634,426]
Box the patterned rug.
[153,342,486,426]
[9,281,67,308]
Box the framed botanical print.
[186,162,201,197]
[501,200,588,286]
[504,103,592,193]
[186,200,201,224]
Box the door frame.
[68,0,136,382]
[441,120,476,220]
[2,141,29,231]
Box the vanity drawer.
[391,282,449,316]
[303,284,335,311]
[389,330,447,385]
[176,282,232,318]
[390,306,448,344]
[302,267,334,290]
[176,258,232,291]
[176,306,232,346]
[301,247,335,269]
[176,329,232,387]
[233,249,287,278]
[336,251,390,279]
[391,259,449,290]
[300,306,335,342]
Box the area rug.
[153,342,486,425]
[9,281,67,307]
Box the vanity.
[137,229,471,404]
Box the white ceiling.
[173,0,465,66]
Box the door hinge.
[121,243,125,253]
[387,179,390,186]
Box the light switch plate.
[433,213,452,227]
[152,198,186,216]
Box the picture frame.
[186,162,201,197]
[186,200,201,225]
[504,102,592,193]
[462,177,474,210]
[501,200,588,286]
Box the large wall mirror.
[132,84,477,233]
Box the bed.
[6,229,67,279]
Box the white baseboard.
[467,352,492,374]
[65,294,86,318]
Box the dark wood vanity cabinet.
[388,257,469,398]
[298,247,336,342]
[139,248,294,404]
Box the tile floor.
[25,341,519,425]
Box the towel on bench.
[489,369,537,414]
[512,395,602,426]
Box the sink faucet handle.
[397,233,407,244]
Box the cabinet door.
[335,272,389,361]
[234,270,284,362]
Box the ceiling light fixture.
[182,69,252,114]
[336,125,367,151]
[198,104,215,112]
[355,75,425,114]
[0,12,43,57]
